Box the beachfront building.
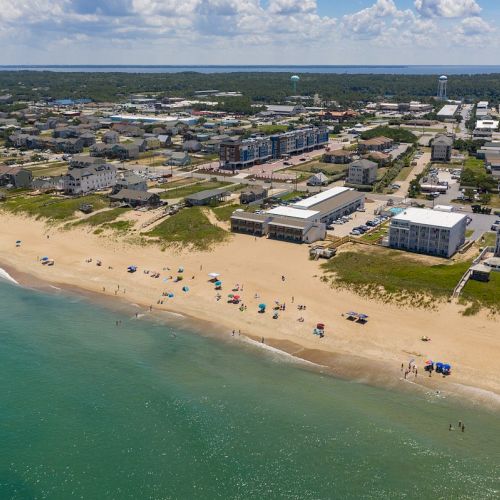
[231,187,364,244]
[185,187,231,206]
[389,208,467,258]
[431,135,453,162]
[63,164,117,195]
[219,126,328,170]
[239,187,268,204]
[0,166,33,188]
[347,159,378,185]
[109,189,161,208]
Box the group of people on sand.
[401,361,418,379]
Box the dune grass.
[71,207,131,227]
[147,207,229,250]
[322,247,470,298]
[1,193,109,222]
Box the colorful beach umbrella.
[215,281,222,286]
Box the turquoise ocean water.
[0,278,499,499]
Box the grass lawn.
[290,161,347,175]
[29,161,68,178]
[464,157,485,170]
[159,181,232,200]
[360,224,389,243]
[71,207,131,227]
[395,165,413,181]
[1,193,109,222]
[279,190,306,201]
[480,231,498,247]
[147,207,229,250]
[322,247,470,299]
[461,273,500,312]
[102,220,134,233]
[212,203,243,222]
[257,124,288,135]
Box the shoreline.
[1,213,499,411]
[2,260,499,412]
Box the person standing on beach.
[462,424,465,432]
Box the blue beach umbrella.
[41,256,49,261]
[215,281,222,287]
[259,303,266,310]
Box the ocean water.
[1,65,500,75]
[0,278,499,499]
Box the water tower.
[291,75,300,94]
[437,75,448,101]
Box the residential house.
[166,152,191,166]
[112,171,148,194]
[323,149,356,164]
[63,164,117,195]
[307,172,329,186]
[109,189,161,208]
[347,159,378,185]
[0,166,33,188]
[239,186,268,204]
[102,130,120,144]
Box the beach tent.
[258,303,266,311]
[127,265,137,273]
[182,286,189,292]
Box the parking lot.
[326,199,387,237]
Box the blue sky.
[0,0,498,65]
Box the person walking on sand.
[449,424,453,431]
[261,337,265,343]
[462,424,465,432]
[401,363,404,371]
[232,330,235,337]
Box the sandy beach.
[1,213,499,408]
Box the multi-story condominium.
[389,208,467,258]
[219,136,271,169]
[347,159,378,185]
[357,136,393,153]
[431,135,453,162]
[219,127,328,170]
[63,164,117,195]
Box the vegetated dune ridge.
[0,212,499,409]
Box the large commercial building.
[389,208,467,258]
[219,126,328,170]
[230,187,365,243]
[437,104,459,120]
[431,135,453,162]
[347,159,378,185]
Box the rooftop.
[266,206,320,220]
[293,187,351,209]
[437,104,459,117]
[392,207,467,229]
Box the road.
[393,151,430,198]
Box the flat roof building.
[437,104,459,119]
[389,207,467,258]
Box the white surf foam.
[0,268,19,285]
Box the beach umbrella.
[443,363,451,370]
[358,314,368,320]
[233,295,240,300]
[347,311,357,316]
[425,360,433,365]
[16,240,21,244]
[215,281,222,287]
[259,303,266,309]
[41,256,49,261]
[227,293,234,298]
[208,272,220,278]
[178,267,184,273]
[182,286,189,292]
[168,293,174,298]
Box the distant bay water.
[1,65,500,75]
[0,277,499,498]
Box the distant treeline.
[1,71,500,105]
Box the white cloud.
[414,0,481,18]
